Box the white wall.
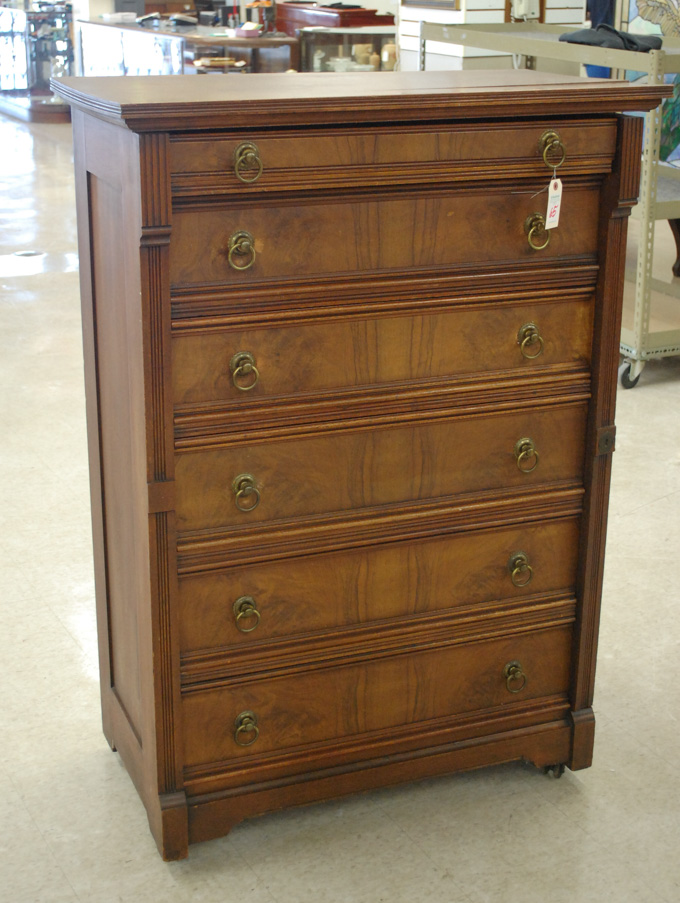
[399,0,586,71]
[72,0,116,20]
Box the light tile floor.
[0,115,679,903]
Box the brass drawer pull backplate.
[234,142,263,183]
[514,437,539,473]
[230,351,260,391]
[234,711,259,746]
[539,129,566,170]
[228,230,256,270]
[508,551,534,588]
[517,322,544,359]
[232,473,261,512]
[503,660,527,694]
[525,213,551,251]
[233,595,261,632]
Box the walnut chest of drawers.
[53,71,666,860]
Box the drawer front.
[181,625,573,766]
[178,518,580,654]
[175,403,587,531]
[173,298,594,406]
[169,120,616,193]
[169,187,600,287]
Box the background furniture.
[276,2,394,37]
[0,3,71,121]
[299,25,395,71]
[78,19,185,75]
[182,26,299,71]
[77,19,299,73]
[52,69,665,860]
[419,21,680,386]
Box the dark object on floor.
[559,23,662,52]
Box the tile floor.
[0,114,679,903]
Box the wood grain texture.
[72,108,115,750]
[169,185,601,288]
[89,169,146,741]
[74,114,191,858]
[182,595,576,688]
[178,517,580,656]
[171,261,600,322]
[186,716,573,840]
[174,367,590,449]
[63,74,660,858]
[174,402,588,531]
[178,487,585,580]
[182,625,573,767]
[172,297,594,406]
[138,133,185,807]
[169,119,617,197]
[185,694,571,794]
[572,115,641,715]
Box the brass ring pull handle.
[232,473,261,512]
[233,595,261,633]
[539,129,566,170]
[514,437,539,473]
[230,351,260,391]
[508,551,534,588]
[228,230,256,271]
[234,711,259,746]
[234,142,263,184]
[517,323,544,360]
[525,214,551,251]
[504,661,527,694]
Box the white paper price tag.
[545,178,563,230]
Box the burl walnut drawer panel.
[182,625,572,766]
[178,518,580,653]
[169,187,600,287]
[169,120,616,194]
[174,403,587,531]
[172,299,594,405]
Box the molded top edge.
[51,71,670,132]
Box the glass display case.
[78,19,185,76]
[299,25,396,72]
[0,3,73,120]
[77,19,298,75]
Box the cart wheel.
[543,763,566,778]
[619,363,640,389]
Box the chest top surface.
[51,70,668,132]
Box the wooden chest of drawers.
[53,71,667,860]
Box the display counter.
[300,25,396,72]
[77,19,299,75]
[78,19,184,76]
[0,4,72,121]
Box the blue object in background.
[585,64,612,76]
[585,0,614,77]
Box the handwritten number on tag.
[545,178,563,230]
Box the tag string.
[531,166,559,199]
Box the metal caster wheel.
[543,763,566,778]
[619,362,640,389]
